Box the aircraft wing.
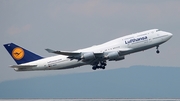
[46,48,103,60]
[45,49,81,56]
[45,48,131,60]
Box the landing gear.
[156,50,160,54]
[92,66,96,70]
[156,46,160,54]
[92,61,107,70]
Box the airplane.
[4,29,172,71]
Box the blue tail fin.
[4,43,43,65]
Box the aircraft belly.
[122,42,165,55]
[47,60,86,70]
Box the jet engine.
[106,51,125,61]
[81,52,96,60]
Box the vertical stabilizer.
[4,43,43,65]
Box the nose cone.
[161,31,173,42]
[166,32,173,39]
[168,32,173,37]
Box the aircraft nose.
[163,31,173,41]
[166,32,173,38]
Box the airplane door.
[148,33,152,43]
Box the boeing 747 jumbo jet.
[4,29,172,71]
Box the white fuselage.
[15,29,172,71]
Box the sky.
[0,0,179,83]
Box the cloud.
[48,0,124,18]
[68,0,111,16]
[7,24,31,35]
[47,0,180,22]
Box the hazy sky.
[0,0,179,82]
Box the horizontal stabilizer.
[11,65,37,68]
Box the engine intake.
[81,52,95,60]
[106,51,125,61]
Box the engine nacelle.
[106,51,125,61]
[81,52,95,60]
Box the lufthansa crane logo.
[12,47,24,60]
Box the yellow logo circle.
[12,47,24,60]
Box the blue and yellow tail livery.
[4,43,43,65]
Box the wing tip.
[45,48,55,53]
